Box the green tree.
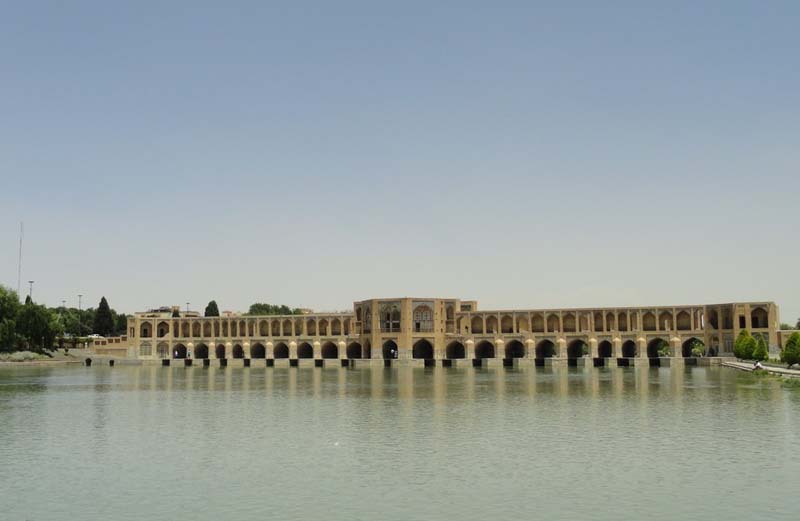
[246,303,304,316]
[780,323,792,330]
[204,300,220,317]
[795,318,800,330]
[114,313,128,336]
[16,301,59,352]
[0,285,21,352]
[93,297,115,336]
[781,332,800,368]
[752,335,768,362]
[734,330,756,360]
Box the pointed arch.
[173,343,187,359]
[500,315,514,334]
[675,311,691,331]
[505,340,525,358]
[321,341,338,359]
[486,316,498,334]
[195,343,209,359]
[273,342,289,359]
[474,340,495,359]
[535,340,555,358]
[346,342,362,359]
[621,340,637,358]
[567,339,587,359]
[140,322,153,338]
[598,340,613,358]
[562,313,576,333]
[682,337,704,357]
[532,314,545,333]
[156,321,169,338]
[471,316,484,334]
[751,307,768,329]
[382,340,398,359]
[658,311,672,331]
[647,338,668,358]
[251,342,266,358]
[297,342,314,359]
[446,341,465,359]
[642,312,656,331]
[215,344,226,359]
[516,315,529,333]
[232,344,244,359]
[546,314,560,333]
[412,339,434,359]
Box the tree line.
[734,328,800,368]
[0,285,128,353]
[200,300,305,317]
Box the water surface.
[1,365,798,520]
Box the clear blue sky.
[1,1,798,321]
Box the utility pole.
[78,294,83,337]
[186,302,190,313]
[27,280,34,301]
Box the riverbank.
[722,360,800,378]
[0,349,89,366]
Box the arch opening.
[446,341,465,359]
[505,340,525,358]
[621,340,637,358]
[251,343,266,359]
[274,343,289,359]
[412,339,434,359]
[297,342,314,359]
[215,344,226,359]
[382,340,398,359]
[195,344,209,359]
[173,344,187,359]
[598,340,613,358]
[474,340,495,359]
[232,344,244,359]
[751,308,768,329]
[346,342,362,359]
[682,337,705,357]
[567,339,588,359]
[647,338,669,358]
[536,340,555,358]
[322,341,338,359]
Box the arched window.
[413,305,433,332]
[381,304,401,332]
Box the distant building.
[127,298,792,362]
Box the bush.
[752,335,768,362]
[0,351,45,362]
[781,332,800,368]
[734,330,756,360]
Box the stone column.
[612,337,622,358]
[589,337,598,358]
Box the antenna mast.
[17,222,23,296]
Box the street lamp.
[27,280,34,301]
[186,302,190,314]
